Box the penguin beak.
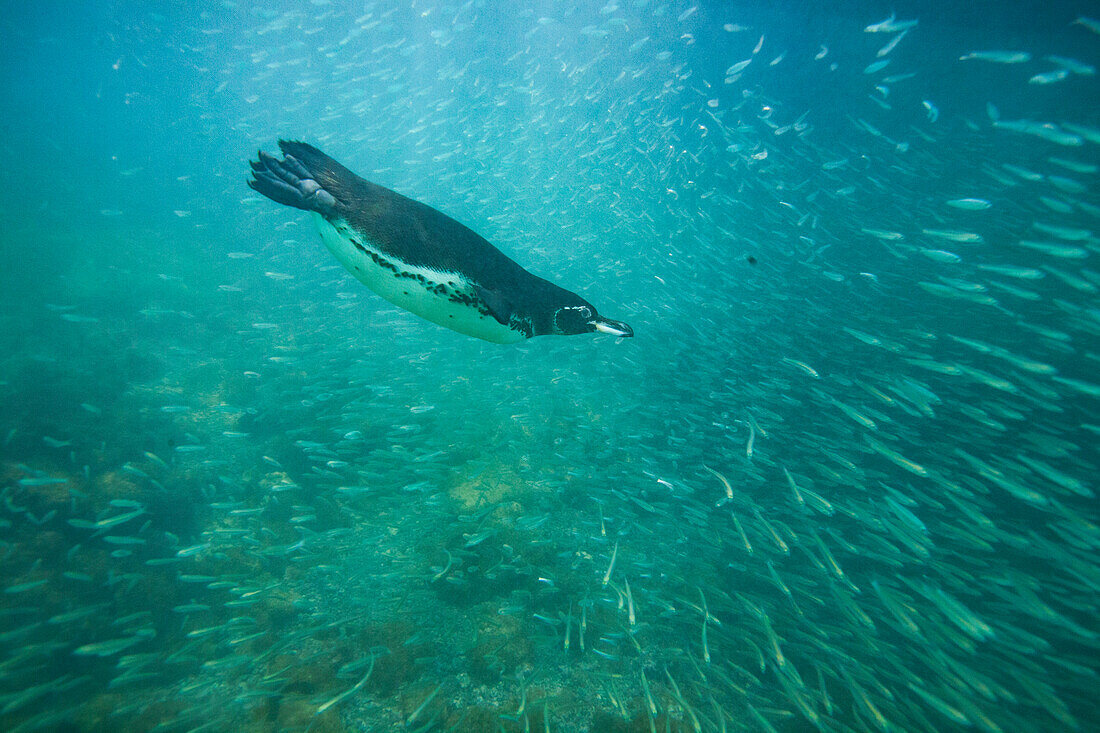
[591,317,633,338]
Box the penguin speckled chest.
[248,141,633,344]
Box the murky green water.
[1,2,1097,731]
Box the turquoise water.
[1,2,1098,731]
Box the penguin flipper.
[475,285,513,326]
[248,142,340,215]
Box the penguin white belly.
[313,214,525,344]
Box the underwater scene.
[1,1,1098,731]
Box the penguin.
[247,141,633,344]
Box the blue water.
[1,2,1098,731]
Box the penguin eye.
[554,306,592,333]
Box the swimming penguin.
[248,141,633,344]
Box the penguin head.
[549,301,633,338]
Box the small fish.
[946,198,991,210]
[864,14,918,33]
[172,603,211,613]
[1032,222,1091,241]
[17,476,67,487]
[1047,157,1097,174]
[73,636,147,657]
[702,465,734,503]
[922,229,983,243]
[143,451,168,470]
[48,605,106,624]
[864,435,928,477]
[782,467,805,506]
[602,541,619,587]
[1029,69,1069,85]
[1017,240,1087,258]
[103,536,146,545]
[994,120,1083,147]
[1052,376,1100,397]
[725,59,752,76]
[862,228,904,240]
[1074,16,1100,35]
[977,264,1043,279]
[959,50,1031,63]
[1045,55,1095,75]
[877,29,908,57]
[176,543,211,557]
[94,509,145,529]
[781,357,820,378]
[920,249,962,263]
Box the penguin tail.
[248,140,350,216]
